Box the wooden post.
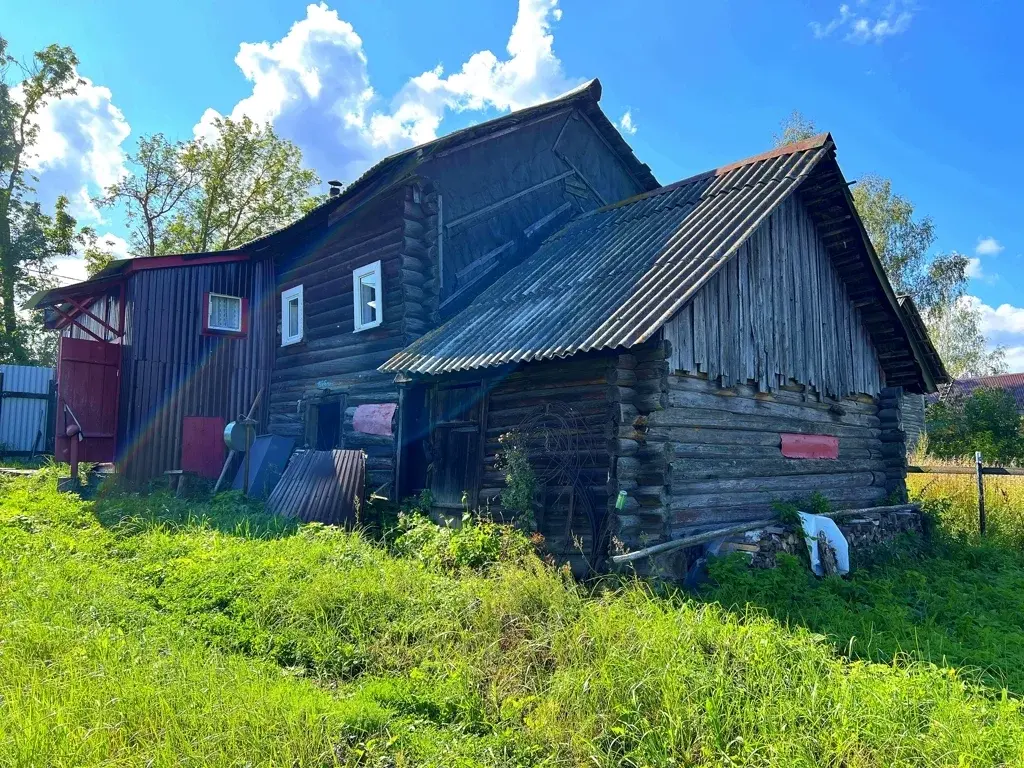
[975,451,986,536]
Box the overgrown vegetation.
[926,386,1024,463]
[2,470,1024,765]
[496,429,537,528]
[910,471,1024,547]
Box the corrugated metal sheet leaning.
[267,449,366,525]
[0,365,54,454]
[382,138,829,375]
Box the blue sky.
[5,0,1023,366]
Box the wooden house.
[379,134,942,569]
[29,82,941,572]
[27,80,655,487]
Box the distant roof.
[946,373,1024,411]
[28,78,654,311]
[382,133,936,393]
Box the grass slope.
[1,472,1023,766]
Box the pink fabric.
[352,403,397,436]
[780,433,839,459]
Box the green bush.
[392,511,536,573]
[927,386,1024,463]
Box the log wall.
[476,354,616,572]
[269,185,436,494]
[664,194,883,399]
[648,372,889,538]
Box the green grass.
[700,535,1024,693]
[2,471,1024,766]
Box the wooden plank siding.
[664,194,883,399]
[117,260,275,483]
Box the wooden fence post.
[975,451,986,536]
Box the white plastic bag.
[798,512,850,576]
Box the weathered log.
[612,503,922,564]
[634,391,668,412]
[609,438,640,457]
[607,368,638,386]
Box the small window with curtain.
[281,285,303,346]
[202,292,246,335]
[353,260,382,332]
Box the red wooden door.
[55,337,120,463]
[181,416,225,479]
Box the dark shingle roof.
[382,133,935,392]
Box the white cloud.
[965,257,984,279]
[198,0,576,184]
[975,236,1004,256]
[618,109,637,135]
[811,1,914,44]
[52,232,128,284]
[19,74,131,222]
[1004,347,1024,372]
[970,297,1024,336]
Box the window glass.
[359,274,377,325]
[281,285,303,346]
[353,260,382,332]
[208,294,242,332]
[288,296,300,338]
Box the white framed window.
[353,260,383,332]
[281,285,303,346]
[207,293,243,333]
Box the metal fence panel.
[0,364,55,454]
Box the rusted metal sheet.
[780,434,840,460]
[267,449,365,526]
[0,364,54,454]
[181,416,225,479]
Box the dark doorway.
[304,395,345,450]
[427,382,486,511]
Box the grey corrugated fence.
[0,364,55,455]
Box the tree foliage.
[926,387,1023,463]
[0,36,84,364]
[772,111,1005,378]
[104,117,320,257]
[772,110,817,147]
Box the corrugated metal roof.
[382,135,835,375]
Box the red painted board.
[55,336,121,463]
[780,433,839,459]
[181,417,226,478]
